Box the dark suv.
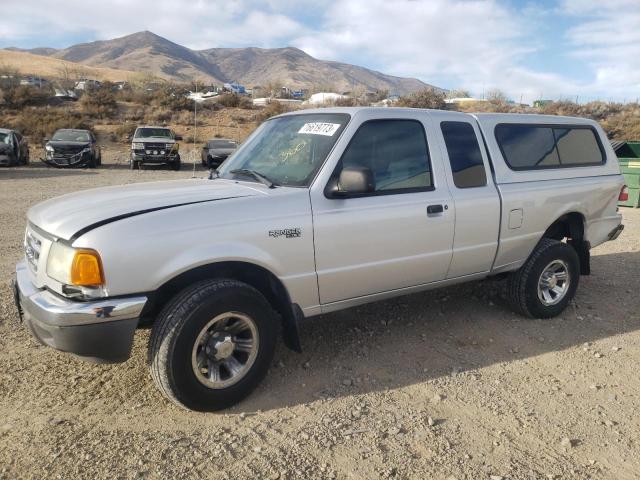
[43,129,101,168]
[130,126,182,170]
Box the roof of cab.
[274,107,600,126]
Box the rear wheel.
[149,279,278,411]
[507,238,580,318]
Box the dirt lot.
[1,157,639,480]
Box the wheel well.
[542,212,590,275]
[140,262,302,352]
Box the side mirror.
[175,135,183,141]
[333,166,375,197]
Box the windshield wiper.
[230,169,278,188]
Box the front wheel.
[507,238,580,318]
[171,158,181,171]
[148,279,278,411]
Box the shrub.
[397,89,446,109]
[3,85,49,108]
[217,93,253,109]
[255,101,292,122]
[11,108,92,143]
[114,122,137,141]
[79,83,118,118]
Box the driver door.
[310,117,454,306]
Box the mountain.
[7,31,442,95]
[0,48,139,82]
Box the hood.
[28,179,264,241]
[209,147,236,157]
[137,138,175,144]
[48,141,90,148]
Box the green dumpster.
[613,141,640,207]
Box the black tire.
[149,279,278,411]
[171,159,181,171]
[507,238,580,318]
[87,155,97,168]
[23,149,29,165]
[130,160,139,170]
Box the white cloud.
[562,0,640,99]
[0,0,638,103]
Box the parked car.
[201,138,237,168]
[14,108,624,411]
[43,129,101,168]
[0,128,29,166]
[130,126,182,170]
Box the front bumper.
[13,260,147,363]
[43,152,91,168]
[132,152,179,164]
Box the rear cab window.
[495,124,605,170]
[441,121,487,188]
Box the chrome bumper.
[13,260,147,363]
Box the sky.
[1,0,639,104]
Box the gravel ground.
[1,156,639,480]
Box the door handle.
[427,204,444,215]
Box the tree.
[486,88,508,102]
[446,88,471,99]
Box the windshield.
[135,128,173,139]
[52,130,90,142]
[209,140,237,149]
[218,113,350,187]
[0,133,9,144]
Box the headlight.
[45,144,54,152]
[47,242,104,287]
[132,142,144,150]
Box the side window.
[554,128,604,165]
[441,121,487,188]
[339,119,432,193]
[495,124,605,170]
[495,125,559,169]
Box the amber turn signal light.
[70,249,104,286]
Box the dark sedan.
[0,128,29,166]
[43,129,101,168]
[201,139,237,168]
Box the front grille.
[24,228,42,272]
[143,143,168,150]
[54,145,84,154]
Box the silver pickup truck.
[13,107,624,411]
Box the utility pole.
[193,79,198,178]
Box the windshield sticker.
[298,123,341,136]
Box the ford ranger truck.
[13,108,624,411]
[130,126,182,171]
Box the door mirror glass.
[175,135,183,141]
